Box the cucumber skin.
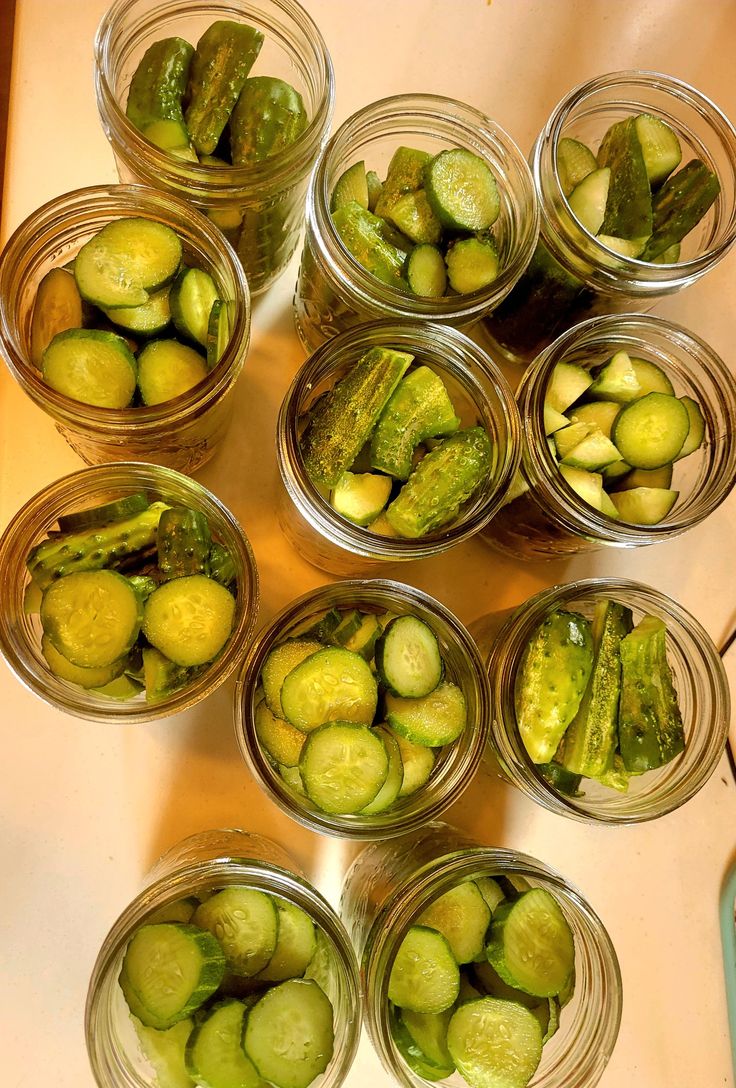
[374,147,432,219]
[301,346,413,488]
[331,201,408,290]
[515,610,594,764]
[640,159,720,261]
[126,37,194,132]
[185,21,264,155]
[618,616,685,772]
[558,600,634,778]
[157,506,212,579]
[230,76,308,166]
[370,366,460,480]
[27,501,169,590]
[597,117,653,241]
[385,427,492,538]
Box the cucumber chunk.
[194,888,278,977]
[613,464,673,491]
[170,267,221,348]
[185,999,262,1088]
[366,170,383,212]
[184,21,264,156]
[42,328,138,409]
[370,366,460,481]
[256,900,316,982]
[405,243,448,297]
[375,614,443,698]
[388,189,442,245]
[389,926,460,1013]
[386,681,467,747]
[425,149,500,232]
[634,113,682,186]
[558,464,605,511]
[472,959,543,1010]
[230,76,307,166]
[611,391,690,468]
[446,997,543,1088]
[243,979,334,1088]
[609,486,679,524]
[137,339,209,405]
[587,350,641,403]
[143,647,195,704]
[545,361,593,413]
[280,647,377,732]
[360,726,405,814]
[475,877,505,915]
[342,613,382,660]
[374,147,431,219]
[299,721,388,813]
[486,888,575,998]
[331,471,392,525]
[330,160,370,212]
[261,639,322,719]
[445,234,500,294]
[255,698,306,767]
[417,881,491,965]
[558,427,622,472]
[30,267,84,368]
[121,923,226,1028]
[567,167,610,234]
[142,574,235,667]
[556,137,597,196]
[157,505,212,579]
[41,569,143,669]
[331,201,408,290]
[74,218,182,308]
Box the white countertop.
[2,2,736,1086]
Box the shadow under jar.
[0,184,250,471]
[95,0,334,296]
[86,829,362,1088]
[481,313,736,560]
[277,320,521,577]
[340,822,622,1088]
[486,577,729,823]
[234,580,491,839]
[0,462,259,723]
[482,70,736,365]
[293,93,539,352]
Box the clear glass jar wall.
[483,70,736,363]
[0,185,250,471]
[340,822,622,1088]
[95,0,334,295]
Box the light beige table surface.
[2,2,736,1086]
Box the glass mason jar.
[0,184,250,472]
[485,577,729,823]
[86,828,362,1088]
[277,320,521,576]
[94,0,334,296]
[234,580,491,839]
[481,313,736,560]
[293,93,539,352]
[0,462,259,723]
[482,70,736,364]
[340,822,622,1088]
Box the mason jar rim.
[85,838,362,1088]
[357,839,622,1088]
[94,0,335,197]
[305,91,540,321]
[0,461,260,723]
[535,69,736,289]
[0,183,251,433]
[487,576,730,823]
[233,579,492,839]
[517,312,736,545]
[277,319,522,561]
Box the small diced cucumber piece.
[611,392,690,468]
[417,882,491,965]
[446,998,543,1088]
[389,926,460,1013]
[330,471,392,526]
[386,681,467,747]
[425,149,500,232]
[559,428,623,472]
[31,267,84,368]
[300,721,388,813]
[260,639,322,719]
[405,243,447,297]
[602,458,632,484]
[193,888,278,977]
[387,189,442,245]
[634,113,682,186]
[445,234,500,294]
[554,421,595,460]
[597,117,653,241]
[545,361,593,413]
[675,394,706,459]
[609,486,679,524]
[330,160,370,212]
[557,137,597,197]
[567,167,610,235]
[558,464,605,510]
[587,350,641,403]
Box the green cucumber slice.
[405,243,448,297]
[634,113,682,186]
[609,486,679,524]
[256,900,316,982]
[57,493,149,534]
[74,218,182,308]
[133,1015,194,1088]
[330,160,370,212]
[366,170,383,212]
[280,647,377,732]
[676,394,706,458]
[102,287,171,336]
[392,729,436,797]
[370,365,460,481]
[375,615,443,698]
[146,897,200,926]
[390,1005,454,1081]
[446,997,543,1088]
[137,339,208,405]
[570,400,621,438]
[388,189,442,245]
[475,877,505,915]
[42,328,137,409]
[472,959,542,1010]
[41,633,125,689]
[260,640,323,719]
[342,613,382,660]
[142,574,235,667]
[299,721,388,813]
[254,698,306,768]
[170,266,220,348]
[556,137,597,196]
[41,570,142,669]
[417,881,491,965]
[611,391,690,468]
[486,888,575,998]
[243,979,334,1088]
[186,999,262,1088]
[567,167,610,234]
[360,726,405,814]
[386,681,467,747]
[445,234,500,294]
[630,357,674,397]
[545,361,593,413]
[401,1006,455,1072]
[389,926,460,1013]
[587,350,641,403]
[425,149,500,231]
[613,463,673,491]
[193,888,278,977]
[206,298,230,369]
[30,267,84,368]
[121,923,225,1028]
[331,471,392,525]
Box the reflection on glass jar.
[293,93,538,352]
[481,314,736,559]
[0,185,250,471]
[95,0,334,295]
[86,829,361,1088]
[483,71,736,364]
[340,822,621,1088]
[485,578,729,823]
[277,320,521,577]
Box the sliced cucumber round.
[256,900,317,983]
[260,639,323,719]
[611,391,690,469]
[185,999,262,1088]
[193,888,279,978]
[375,615,443,698]
[486,888,575,998]
[299,721,388,814]
[254,698,306,768]
[57,492,149,534]
[142,574,235,667]
[417,881,491,965]
[280,647,377,732]
[103,287,171,336]
[137,338,209,405]
[41,634,126,688]
[170,266,220,348]
[42,328,137,409]
[392,729,436,797]
[75,218,182,308]
[446,997,543,1088]
[360,726,404,815]
[243,979,334,1088]
[41,569,142,668]
[386,681,467,747]
[30,267,84,368]
[388,925,460,1014]
[425,148,500,232]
